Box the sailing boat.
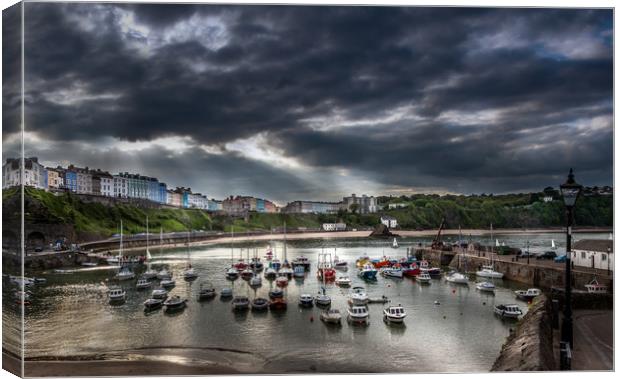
[279,222,294,278]
[315,252,331,307]
[249,248,262,287]
[157,227,171,279]
[551,239,557,251]
[115,220,135,281]
[477,223,503,279]
[241,248,254,280]
[183,231,198,280]
[392,237,399,248]
[143,216,157,279]
[226,227,239,280]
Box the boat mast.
[283,221,287,262]
[119,219,123,268]
[230,226,234,266]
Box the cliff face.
[491,296,556,371]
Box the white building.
[99,174,114,197]
[542,196,553,203]
[113,175,129,198]
[189,193,208,209]
[571,239,613,271]
[343,194,377,214]
[380,215,398,229]
[2,157,48,189]
[322,223,347,231]
[388,203,408,209]
[75,170,92,194]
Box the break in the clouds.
[2,3,613,203]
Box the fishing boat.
[198,282,216,300]
[183,231,198,281]
[275,273,289,287]
[333,249,347,270]
[585,279,608,294]
[269,297,288,311]
[476,281,496,293]
[476,265,504,279]
[349,286,369,305]
[136,277,152,290]
[231,296,250,311]
[299,294,314,307]
[220,287,233,298]
[152,287,168,299]
[142,218,158,279]
[293,265,305,278]
[108,287,126,302]
[381,265,404,278]
[514,288,542,301]
[335,275,351,287]
[317,252,336,281]
[320,309,342,325]
[251,297,269,311]
[358,263,378,281]
[161,278,176,288]
[383,304,407,323]
[419,260,441,278]
[269,288,284,299]
[356,255,370,268]
[143,298,163,311]
[494,304,523,319]
[372,256,391,268]
[163,296,187,311]
[291,255,311,271]
[402,263,420,278]
[417,272,432,284]
[446,271,469,284]
[347,305,369,325]
[392,237,399,248]
[115,220,135,281]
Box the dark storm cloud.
[9,3,613,196]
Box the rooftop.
[572,239,613,253]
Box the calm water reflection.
[4,233,606,373]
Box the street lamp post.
[559,168,582,370]
[607,247,611,275]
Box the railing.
[560,341,572,370]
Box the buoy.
[443,315,446,319]
[434,300,440,305]
[452,289,456,294]
[483,302,486,305]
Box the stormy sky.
[2,3,613,204]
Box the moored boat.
[494,304,522,319]
[299,294,314,307]
[320,309,342,325]
[231,296,250,311]
[143,298,163,311]
[446,271,469,284]
[136,277,152,290]
[152,287,168,299]
[161,278,176,288]
[269,297,288,311]
[163,296,187,311]
[347,305,369,325]
[251,297,269,311]
[381,265,404,278]
[275,274,289,287]
[476,265,504,279]
[198,282,216,300]
[383,304,407,323]
[476,281,496,293]
[349,286,369,305]
[108,287,126,302]
[514,288,542,301]
[417,272,432,284]
[220,287,233,298]
[358,263,378,281]
[269,288,284,299]
[335,275,352,287]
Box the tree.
[349,203,360,214]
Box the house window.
[602,254,607,261]
[581,252,586,259]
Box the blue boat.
[358,264,378,280]
[293,265,305,278]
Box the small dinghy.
[315,292,331,307]
[152,287,168,299]
[476,281,496,293]
[269,297,287,311]
[269,288,284,299]
[157,269,171,280]
[299,294,314,307]
[144,298,163,311]
[320,309,342,325]
[136,277,152,290]
[161,278,176,288]
[226,267,239,280]
[163,296,187,311]
[514,288,542,301]
[251,297,269,311]
[220,287,233,298]
[349,286,369,306]
[494,304,522,319]
[198,282,216,300]
[249,275,262,287]
[383,304,407,324]
[368,295,390,304]
[231,296,250,311]
[275,274,289,287]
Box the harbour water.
[3,233,606,373]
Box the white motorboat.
[315,292,331,307]
[349,286,369,305]
[446,272,469,284]
[198,282,216,300]
[226,267,239,280]
[143,267,158,280]
[249,275,262,287]
[220,287,233,298]
[585,279,608,294]
[183,266,198,281]
[335,276,351,287]
[108,287,125,302]
[299,294,314,307]
[368,295,390,304]
[161,278,176,288]
[476,281,496,293]
[347,305,369,325]
[142,217,158,280]
[494,304,522,319]
[116,265,135,281]
[417,272,432,284]
[269,288,284,299]
[320,309,342,325]
[231,296,250,311]
[279,266,294,278]
[251,297,269,311]
[152,287,168,299]
[136,277,152,290]
[163,296,187,311]
[381,266,404,278]
[514,288,542,301]
[293,265,305,278]
[143,298,163,311]
[476,265,504,279]
[157,269,171,279]
[383,304,407,323]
